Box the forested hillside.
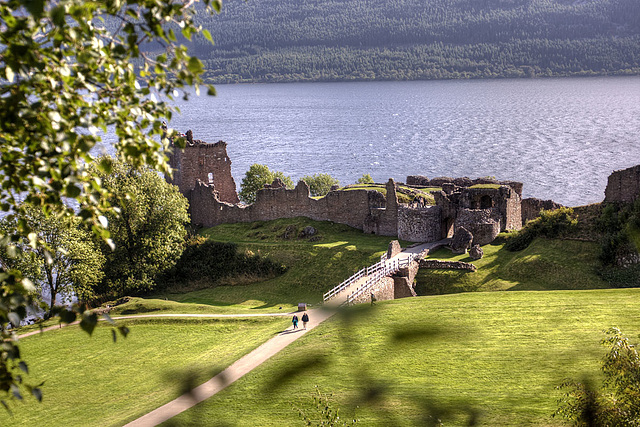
[184,0,640,83]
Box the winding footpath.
[123,308,334,426]
[16,243,441,426]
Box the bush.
[505,207,578,251]
[301,173,339,197]
[160,236,287,288]
[597,199,640,266]
[356,173,374,184]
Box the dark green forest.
[180,0,640,83]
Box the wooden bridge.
[323,241,448,306]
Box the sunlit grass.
[3,317,288,426]
[167,289,640,426]
[416,237,607,295]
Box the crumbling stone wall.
[406,175,523,196]
[419,259,477,271]
[350,277,395,304]
[521,198,563,224]
[397,205,442,242]
[167,137,239,204]
[363,179,399,237]
[604,165,640,203]
[454,208,501,246]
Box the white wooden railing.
[345,254,418,305]
[323,252,418,305]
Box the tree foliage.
[505,207,578,251]
[239,164,294,204]
[301,174,340,197]
[0,0,217,404]
[1,206,105,317]
[161,236,287,288]
[555,327,640,426]
[90,158,190,298]
[185,0,640,83]
[356,174,374,184]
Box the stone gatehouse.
[167,133,523,244]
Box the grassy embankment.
[416,237,608,295]
[167,288,640,426]
[2,317,288,426]
[111,217,406,316]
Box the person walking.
[292,314,299,330]
[301,312,309,330]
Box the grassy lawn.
[415,237,608,295]
[147,218,407,313]
[2,317,288,426]
[167,288,640,426]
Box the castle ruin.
[167,133,526,245]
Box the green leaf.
[50,5,65,27]
[23,0,45,19]
[103,313,115,325]
[80,312,98,336]
[118,325,130,338]
[202,29,213,43]
[31,387,42,402]
[187,57,203,74]
[212,0,222,13]
[58,310,77,324]
[5,66,15,83]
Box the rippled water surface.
[163,77,640,206]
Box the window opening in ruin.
[208,172,214,183]
[480,195,493,209]
[442,217,454,238]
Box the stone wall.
[363,179,399,236]
[604,165,640,203]
[406,175,523,196]
[189,180,375,229]
[350,277,395,304]
[397,205,442,242]
[454,208,501,246]
[167,138,239,204]
[419,259,477,271]
[521,198,563,224]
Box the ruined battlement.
[168,133,525,244]
[604,165,640,204]
[166,131,239,204]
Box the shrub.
[160,236,287,288]
[505,207,578,251]
[597,199,640,266]
[301,173,340,197]
[356,173,374,184]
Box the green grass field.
[2,317,288,426]
[147,218,406,313]
[416,238,608,295]
[167,289,640,426]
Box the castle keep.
[167,134,524,244]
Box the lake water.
[143,77,640,206]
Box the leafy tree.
[239,164,294,204]
[0,0,218,403]
[555,327,640,426]
[356,174,374,184]
[301,173,340,197]
[90,159,190,298]
[1,206,105,317]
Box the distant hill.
[185,0,640,83]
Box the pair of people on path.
[292,312,309,330]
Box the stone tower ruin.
[166,130,239,204]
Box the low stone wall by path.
[419,259,477,272]
[351,277,395,305]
